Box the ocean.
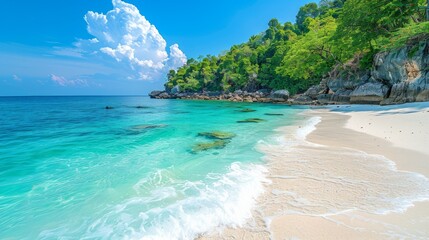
[0,96,307,239]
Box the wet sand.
[201,105,429,240]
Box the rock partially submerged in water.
[237,118,266,123]
[192,140,229,153]
[135,106,150,109]
[193,131,236,152]
[236,108,256,113]
[264,113,284,116]
[124,124,168,136]
[131,124,168,130]
[198,131,236,140]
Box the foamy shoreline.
[201,103,429,240]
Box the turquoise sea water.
[0,96,305,239]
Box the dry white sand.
[201,103,429,240]
[344,106,429,155]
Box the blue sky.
[0,0,313,96]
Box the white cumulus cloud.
[77,0,187,81]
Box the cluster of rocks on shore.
[150,89,291,103]
[151,36,429,106]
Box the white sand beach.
[202,103,429,240]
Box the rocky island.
[151,35,429,106]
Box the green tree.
[319,0,346,17]
[264,18,282,40]
[278,16,340,81]
[336,0,419,52]
[296,3,320,33]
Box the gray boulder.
[293,95,313,104]
[158,92,170,99]
[270,90,290,101]
[350,83,390,104]
[256,89,270,97]
[304,85,328,100]
[149,91,163,98]
[330,89,353,103]
[327,71,370,92]
[317,94,333,104]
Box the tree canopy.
[165,0,427,95]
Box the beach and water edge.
[202,102,429,240]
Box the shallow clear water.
[0,96,306,239]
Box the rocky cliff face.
[373,37,429,104]
[298,35,429,105]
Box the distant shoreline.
[149,89,429,107]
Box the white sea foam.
[79,163,269,240]
[295,116,321,141]
[260,116,322,153]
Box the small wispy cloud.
[12,74,22,81]
[50,74,88,87]
[52,47,84,58]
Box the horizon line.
[0,94,150,97]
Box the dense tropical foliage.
[166,0,429,95]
